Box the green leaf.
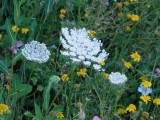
[13,0,21,25]
[37,85,44,91]
[24,111,35,118]
[5,19,17,45]
[49,75,60,85]
[44,0,54,15]
[43,75,60,111]
[0,60,10,76]
[0,24,6,30]
[11,84,32,99]
[29,20,38,40]
[19,0,27,6]
[31,77,38,85]
[34,103,43,120]
[153,88,160,93]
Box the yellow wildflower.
[131,14,139,22]
[117,12,123,17]
[99,61,105,66]
[0,109,3,115]
[77,68,87,77]
[153,98,160,106]
[103,73,109,78]
[127,14,132,19]
[4,85,10,91]
[52,103,57,107]
[84,13,88,18]
[139,76,148,82]
[140,95,151,104]
[142,81,152,88]
[124,2,129,6]
[0,104,9,115]
[117,108,127,115]
[116,3,122,9]
[21,28,29,34]
[61,74,69,81]
[125,26,131,31]
[12,25,19,32]
[130,0,138,2]
[60,9,66,14]
[139,39,145,44]
[89,30,96,37]
[130,51,141,62]
[59,14,65,19]
[0,34,2,40]
[56,112,64,119]
[127,14,139,22]
[126,104,136,112]
[123,61,132,69]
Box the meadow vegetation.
[0,0,160,120]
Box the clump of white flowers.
[60,28,109,71]
[22,41,51,63]
[108,72,127,84]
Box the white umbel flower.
[93,64,101,71]
[60,28,109,70]
[22,41,51,63]
[108,72,127,84]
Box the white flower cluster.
[108,72,127,84]
[22,41,51,63]
[60,28,109,71]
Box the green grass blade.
[13,0,21,25]
[5,19,17,45]
[44,0,54,16]
[0,60,10,76]
[34,103,43,120]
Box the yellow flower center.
[99,61,105,66]
[89,30,96,37]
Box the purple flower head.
[10,41,24,54]
[105,1,109,6]
[93,116,101,120]
[138,84,152,95]
[155,68,160,74]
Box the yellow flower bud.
[116,3,122,9]
[0,34,2,40]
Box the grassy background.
[0,0,160,119]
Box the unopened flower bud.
[76,102,83,109]
[74,84,80,89]
[116,3,122,9]
[5,76,10,81]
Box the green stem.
[77,0,81,26]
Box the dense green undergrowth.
[0,0,160,120]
